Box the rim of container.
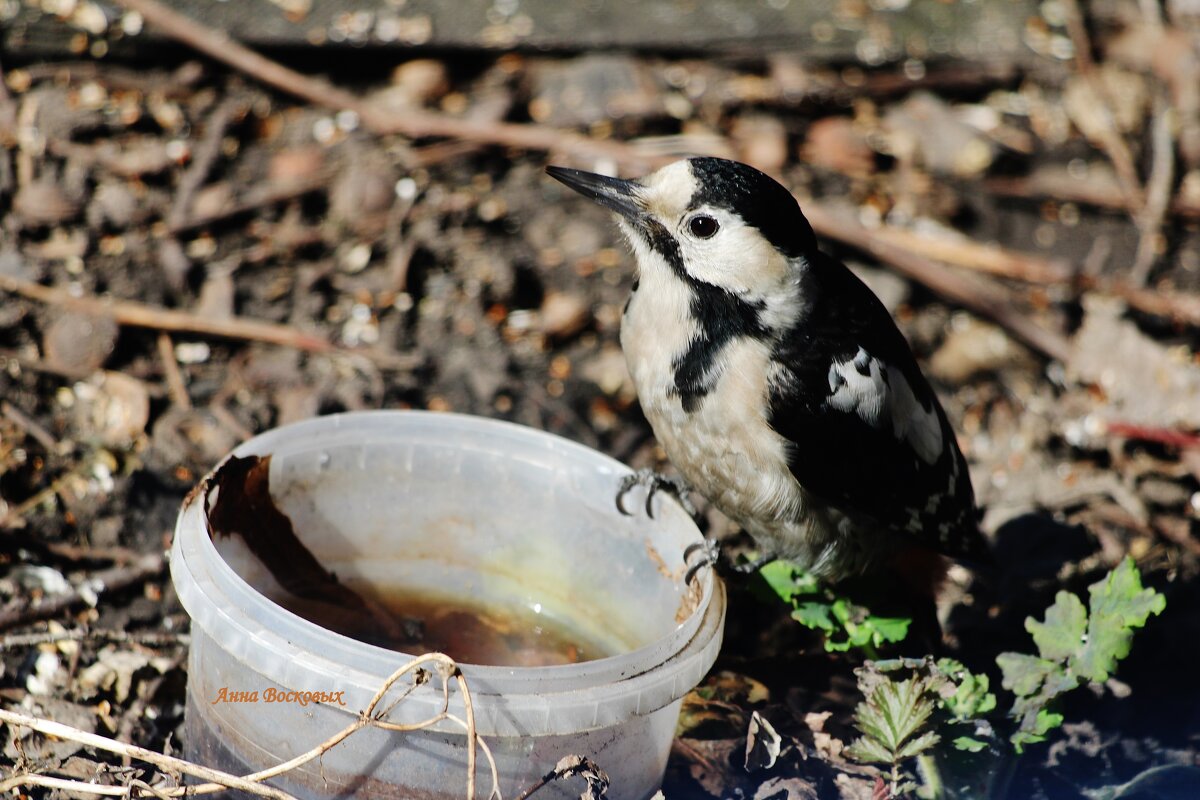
[171,410,715,698]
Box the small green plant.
[843,558,1165,796]
[845,658,997,797]
[996,556,1166,751]
[758,561,911,656]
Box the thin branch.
[0,553,165,630]
[1131,94,1175,285]
[156,333,192,410]
[0,709,298,800]
[866,226,1072,284]
[0,272,333,354]
[0,774,135,796]
[984,174,1200,220]
[802,203,1074,362]
[2,400,62,453]
[1060,0,1145,211]
[167,172,331,236]
[0,627,189,650]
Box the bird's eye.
[688,215,719,239]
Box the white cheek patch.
[826,347,944,464]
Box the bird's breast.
[622,289,801,523]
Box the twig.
[158,95,248,289]
[0,627,189,650]
[0,775,133,797]
[166,95,246,232]
[0,272,333,354]
[1130,94,1175,285]
[802,203,1074,362]
[0,709,298,799]
[1101,280,1200,327]
[1060,0,1145,211]
[166,172,332,235]
[984,173,1200,220]
[2,400,61,453]
[2,273,424,370]
[1103,421,1200,450]
[866,226,1072,284]
[0,553,164,631]
[1,469,92,530]
[156,333,192,410]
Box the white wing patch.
[826,347,944,464]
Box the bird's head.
[547,157,817,301]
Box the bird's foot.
[616,468,696,518]
[683,539,721,585]
[682,542,779,584]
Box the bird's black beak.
[546,166,644,223]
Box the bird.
[546,157,991,599]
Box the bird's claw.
[683,539,721,586]
[731,551,778,575]
[616,469,696,518]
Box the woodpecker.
[547,157,990,585]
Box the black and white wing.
[768,253,989,564]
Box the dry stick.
[167,95,246,231]
[159,95,247,288]
[167,171,332,235]
[156,333,192,410]
[0,553,165,631]
[866,226,1072,284]
[0,628,188,650]
[2,399,61,453]
[0,709,299,800]
[1060,0,1145,212]
[1104,281,1200,327]
[110,0,658,172]
[803,203,1074,363]
[984,173,1200,220]
[0,775,132,797]
[1130,94,1175,286]
[0,272,332,353]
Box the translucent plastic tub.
[170,411,724,799]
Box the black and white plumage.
[547,157,989,582]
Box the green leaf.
[758,560,804,603]
[1071,557,1167,683]
[942,670,997,720]
[871,677,935,751]
[952,736,989,753]
[867,616,912,645]
[846,735,896,765]
[896,730,941,760]
[1027,591,1087,662]
[1071,617,1133,684]
[1011,707,1065,752]
[758,561,821,604]
[996,652,1062,698]
[1088,557,1167,630]
[792,601,835,633]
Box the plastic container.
[171,411,724,800]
